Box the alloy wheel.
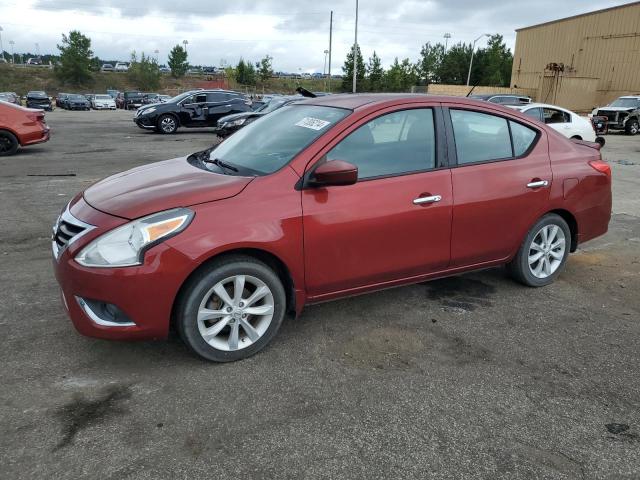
[528,224,566,279]
[197,275,275,351]
[160,117,176,133]
[0,137,11,152]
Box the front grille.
[598,110,622,123]
[52,206,95,259]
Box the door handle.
[526,180,549,188]
[413,195,442,205]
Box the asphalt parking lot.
[1,109,639,479]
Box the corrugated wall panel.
[512,2,640,103]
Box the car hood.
[219,111,262,123]
[597,106,635,112]
[83,156,254,219]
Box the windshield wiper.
[204,157,239,173]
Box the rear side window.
[510,121,537,156]
[450,110,512,164]
[326,108,436,179]
[523,107,543,121]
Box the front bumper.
[26,103,52,111]
[134,115,157,129]
[52,198,194,340]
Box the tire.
[176,256,287,362]
[158,114,178,134]
[625,119,639,135]
[0,130,19,156]
[507,213,571,287]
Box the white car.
[92,94,116,110]
[509,102,597,143]
[114,62,129,72]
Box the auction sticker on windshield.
[295,117,331,131]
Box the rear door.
[443,104,552,267]
[302,105,453,298]
[206,93,245,125]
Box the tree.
[258,55,273,83]
[479,34,513,86]
[437,42,472,85]
[128,52,160,90]
[383,57,418,92]
[366,51,384,91]
[235,58,256,85]
[55,30,93,84]
[418,42,445,84]
[168,44,188,78]
[341,44,365,92]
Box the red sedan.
[0,100,50,156]
[52,95,611,361]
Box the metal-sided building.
[511,2,640,111]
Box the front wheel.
[0,131,19,156]
[158,114,178,134]
[507,214,571,287]
[176,256,287,362]
[625,119,639,135]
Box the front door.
[180,93,208,126]
[302,106,453,298]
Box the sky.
[0,0,633,72]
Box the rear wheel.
[176,256,286,362]
[625,119,639,135]
[507,214,571,287]
[158,114,178,134]
[0,131,19,156]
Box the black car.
[25,91,53,111]
[216,95,302,137]
[56,93,70,108]
[469,94,531,105]
[134,90,251,134]
[65,94,91,110]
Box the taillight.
[589,160,611,176]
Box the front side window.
[209,105,349,175]
[325,109,436,179]
[450,110,513,164]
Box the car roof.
[619,95,640,99]
[293,93,532,110]
[510,102,573,112]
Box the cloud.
[1,0,631,72]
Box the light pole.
[182,40,188,54]
[9,40,14,64]
[352,0,359,93]
[444,32,451,52]
[154,49,159,64]
[0,27,5,63]
[35,42,40,59]
[466,33,490,86]
[323,50,329,76]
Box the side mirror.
[311,160,358,187]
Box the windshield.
[69,95,86,100]
[608,98,639,108]
[169,92,196,104]
[209,105,350,175]
[95,95,111,100]
[258,98,292,114]
[28,92,47,97]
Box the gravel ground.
[1,109,639,479]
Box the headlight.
[75,208,194,267]
[141,107,156,115]
[229,118,247,127]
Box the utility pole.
[9,40,14,64]
[328,10,333,92]
[0,27,5,63]
[466,33,490,86]
[352,0,358,93]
